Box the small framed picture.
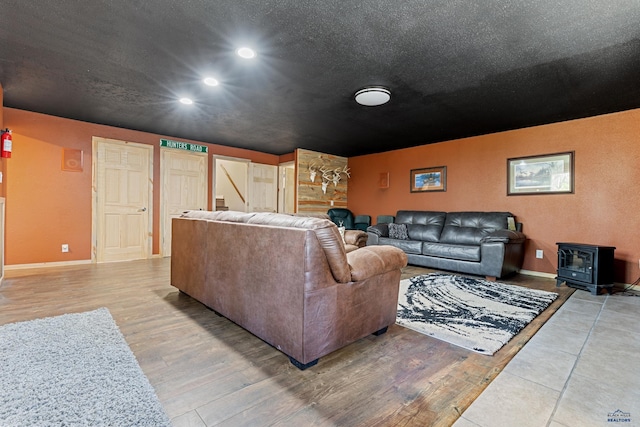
[507,151,574,195]
[410,166,446,193]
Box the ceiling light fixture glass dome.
[179,97,193,105]
[237,47,256,59]
[354,86,391,106]
[203,77,219,86]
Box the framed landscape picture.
[507,151,574,195]
[410,166,447,192]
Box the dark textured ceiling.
[1,1,640,157]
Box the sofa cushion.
[422,242,481,262]
[395,211,446,242]
[439,212,513,245]
[406,224,443,242]
[395,210,447,226]
[379,237,422,254]
[388,223,409,240]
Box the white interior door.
[93,137,153,262]
[249,163,278,212]
[161,148,208,256]
[278,162,295,214]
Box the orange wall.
[348,108,640,283]
[278,152,295,163]
[4,108,279,265]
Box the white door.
[249,163,278,212]
[93,137,153,262]
[161,149,208,256]
[277,162,296,214]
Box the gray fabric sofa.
[366,210,526,279]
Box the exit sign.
[160,139,208,153]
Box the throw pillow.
[388,223,409,240]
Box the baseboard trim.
[519,269,638,289]
[518,269,557,279]
[5,259,93,270]
[614,282,640,291]
[6,255,166,271]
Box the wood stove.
[556,242,615,295]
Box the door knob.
[139,207,147,212]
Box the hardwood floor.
[0,259,574,426]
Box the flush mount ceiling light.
[203,77,219,86]
[179,97,193,105]
[236,47,256,59]
[354,86,391,106]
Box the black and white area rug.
[397,273,558,355]
[0,308,171,426]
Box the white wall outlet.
[536,249,544,259]
[61,244,69,253]
[330,200,334,206]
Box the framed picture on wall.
[410,166,447,192]
[507,151,574,195]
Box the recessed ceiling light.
[203,77,219,86]
[354,87,391,106]
[237,47,256,59]
[179,97,193,105]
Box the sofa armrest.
[481,229,526,244]
[344,229,368,247]
[366,224,389,237]
[347,246,408,282]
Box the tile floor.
[453,288,640,427]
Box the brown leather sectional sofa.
[171,210,408,369]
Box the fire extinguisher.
[1,129,12,158]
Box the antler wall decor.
[331,166,350,186]
[306,154,350,194]
[319,165,350,194]
[308,159,321,183]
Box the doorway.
[214,157,248,212]
[278,162,295,214]
[92,137,153,262]
[213,157,279,213]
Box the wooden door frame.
[91,137,154,263]
[213,155,250,212]
[277,161,295,214]
[160,147,208,257]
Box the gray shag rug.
[0,308,171,427]
[397,273,558,355]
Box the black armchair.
[327,208,355,229]
[354,215,371,231]
[328,209,371,231]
